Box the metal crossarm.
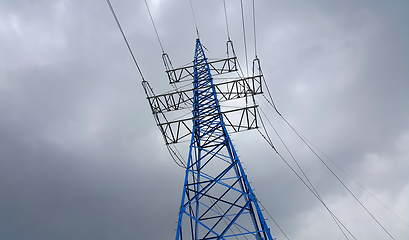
[174,39,273,240]
[146,75,263,113]
[157,106,258,145]
[166,57,237,83]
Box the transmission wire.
[256,121,348,229]
[269,114,409,229]
[106,0,145,81]
[189,0,200,38]
[257,107,355,240]
[305,138,409,228]
[280,115,395,239]
[239,0,249,76]
[144,0,165,53]
[258,201,290,240]
[259,71,400,238]
[223,0,231,40]
[260,91,408,229]
[255,97,355,238]
[167,146,186,168]
[260,99,397,239]
[252,0,257,57]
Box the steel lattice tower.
[143,39,273,240]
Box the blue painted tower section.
[175,39,273,240]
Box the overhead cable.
[252,0,258,57]
[240,0,249,76]
[260,75,402,236]
[255,96,354,238]
[279,114,396,240]
[167,145,187,169]
[223,0,231,40]
[258,107,355,240]
[106,0,145,81]
[189,0,200,38]
[258,201,290,240]
[257,128,357,239]
[144,0,165,53]
[307,139,409,229]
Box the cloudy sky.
[1,0,408,239]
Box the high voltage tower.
[143,38,273,240]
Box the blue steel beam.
[174,39,273,240]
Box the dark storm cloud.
[0,0,408,240]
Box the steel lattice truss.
[177,39,273,240]
[143,39,273,240]
[166,57,237,83]
[144,55,263,145]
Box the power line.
[258,201,290,240]
[252,0,258,57]
[106,0,145,81]
[311,142,409,228]
[256,121,355,239]
[240,0,249,76]
[249,58,353,238]
[261,74,405,234]
[279,114,396,240]
[144,0,165,53]
[189,0,199,38]
[257,107,355,240]
[223,0,231,40]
